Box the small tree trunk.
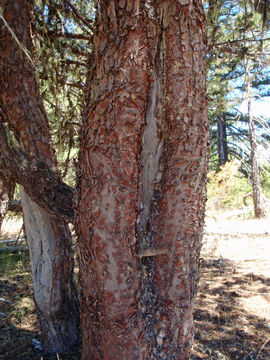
[0,173,14,232]
[77,1,208,359]
[246,64,266,218]
[248,99,266,218]
[217,113,228,166]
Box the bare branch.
[215,37,270,47]
[64,0,95,33]
[47,30,93,41]
[70,47,90,57]
[63,59,87,66]
[0,12,34,66]
[65,81,85,89]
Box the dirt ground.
[0,216,270,359]
[193,217,270,360]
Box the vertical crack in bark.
[137,69,163,246]
[137,73,162,355]
[136,10,166,355]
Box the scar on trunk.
[137,247,168,258]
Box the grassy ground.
[1,217,270,359]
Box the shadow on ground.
[0,316,80,360]
[1,238,270,359]
[193,257,270,360]
[0,251,80,360]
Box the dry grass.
[1,216,270,359]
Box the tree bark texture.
[77,1,208,359]
[0,172,14,232]
[0,124,74,222]
[0,0,79,352]
[217,113,228,167]
[248,99,266,218]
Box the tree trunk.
[0,0,79,352]
[217,113,228,166]
[0,173,14,232]
[248,100,266,218]
[246,65,266,218]
[20,187,79,353]
[77,1,208,359]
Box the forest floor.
[0,215,270,359]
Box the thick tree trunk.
[0,0,79,352]
[217,113,228,166]
[248,99,266,218]
[0,173,14,232]
[77,1,208,359]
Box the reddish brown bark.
[0,123,74,222]
[0,2,55,165]
[78,1,208,359]
[0,0,79,353]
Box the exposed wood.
[20,188,79,354]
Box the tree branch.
[47,30,93,41]
[0,124,74,222]
[64,0,95,33]
[70,47,90,57]
[62,59,87,67]
[65,81,85,89]
[215,37,270,46]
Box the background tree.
[245,62,267,217]
[205,0,270,215]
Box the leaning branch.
[215,37,270,46]
[0,124,74,223]
[64,0,95,33]
[65,81,85,89]
[47,30,92,41]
